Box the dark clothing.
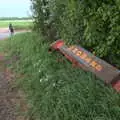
[10,28,14,33]
[9,24,14,34]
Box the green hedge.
[31,0,120,67]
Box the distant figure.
[9,23,14,35]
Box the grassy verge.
[1,33,120,120]
[0,20,33,30]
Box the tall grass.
[2,33,120,120]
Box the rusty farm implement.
[50,40,120,92]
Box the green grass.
[1,33,120,120]
[0,20,33,30]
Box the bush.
[31,0,120,67]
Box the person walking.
[9,23,14,35]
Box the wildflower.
[40,79,43,83]
[38,69,41,73]
[53,83,56,87]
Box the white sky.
[0,0,31,17]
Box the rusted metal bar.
[50,40,120,92]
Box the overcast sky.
[0,0,31,17]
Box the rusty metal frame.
[50,40,120,92]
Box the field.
[0,20,33,30]
[0,32,120,120]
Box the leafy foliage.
[31,0,120,67]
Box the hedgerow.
[31,0,120,67]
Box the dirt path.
[0,53,28,120]
[0,28,9,33]
[0,28,31,40]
